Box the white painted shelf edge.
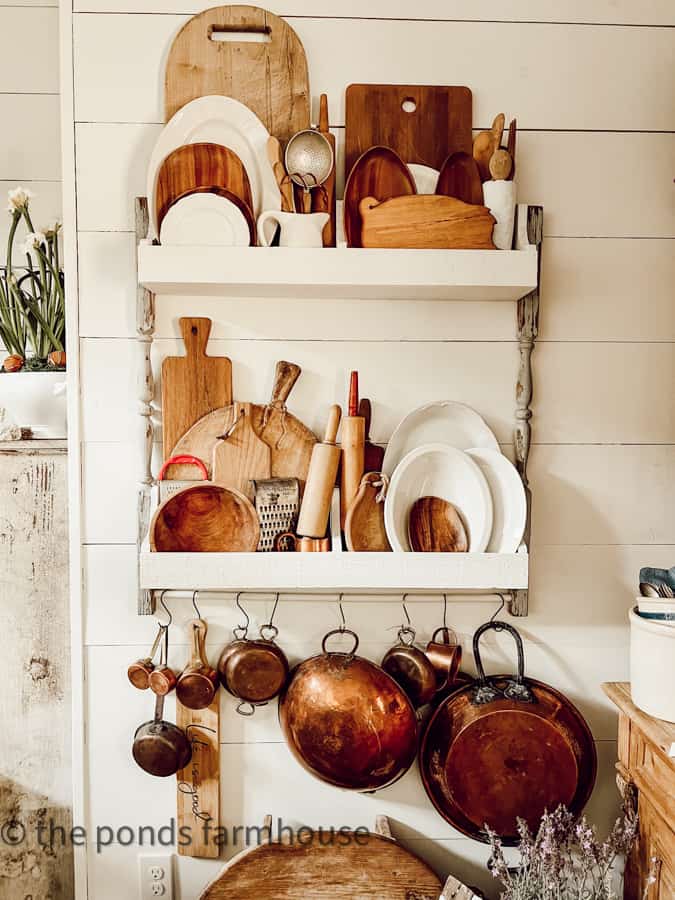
[137,243,538,301]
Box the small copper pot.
[381,626,437,709]
[148,625,178,696]
[132,693,191,778]
[426,626,463,696]
[176,619,219,710]
[218,624,289,714]
[127,625,164,690]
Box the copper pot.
[279,628,418,791]
[127,625,164,690]
[176,619,219,710]
[218,624,289,714]
[425,626,463,696]
[132,693,191,778]
[381,626,437,708]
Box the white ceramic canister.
[0,371,67,438]
[482,180,517,250]
[629,605,675,723]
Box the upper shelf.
[137,244,538,301]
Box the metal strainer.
[284,129,334,212]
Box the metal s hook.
[443,593,449,629]
[337,593,346,632]
[234,592,250,639]
[260,593,280,641]
[490,593,506,625]
[157,590,172,627]
[401,594,412,628]
[398,594,416,645]
[191,590,202,620]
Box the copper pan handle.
[321,628,359,657]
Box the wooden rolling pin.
[340,372,365,528]
[296,405,342,538]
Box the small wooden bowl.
[149,483,260,553]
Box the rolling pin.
[296,405,342,538]
[340,372,365,528]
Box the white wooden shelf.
[139,545,528,594]
[137,244,538,301]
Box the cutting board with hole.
[165,5,310,144]
[162,318,233,479]
[212,402,271,499]
[345,84,472,178]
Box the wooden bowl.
[149,483,259,553]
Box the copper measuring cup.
[148,623,177,696]
[175,619,219,710]
[382,625,437,709]
[127,625,164,690]
[425,626,463,695]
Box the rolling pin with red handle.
[296,405,342,538]
[340,372,365,528]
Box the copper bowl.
[279,629,418,791]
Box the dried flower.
[3,355,24,373]
[6,186,34,213]
[19,231,47,256]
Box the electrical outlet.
[139,855,173,900]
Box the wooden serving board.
[176,698,220,859]
[359,195,496,250]
[199,828,441,899]
[212,401,272,499]
[345,84,472,177]
[344,146,416,248]
[161,318,233,479]
[345,473,391,552]
[165,5,310,144]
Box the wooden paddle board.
[212,401,272,499]
[176,697,220,859]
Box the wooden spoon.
[488,148,513,181]
[268,136,294,212]
[472,113,506,182]
[408,496,468,553]
[436,152,483,205]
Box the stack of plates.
[383,402,527,554]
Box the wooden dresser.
[603,682,675,900]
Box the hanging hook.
[157,590,172,627]
[401,594,412,627]
[260,593,280,641]
[337,594,346,632]
[442,593,449,629]
[234,592,250,639]
[490,593,506,626]
[191,590,202,620]
[398,594,416,645]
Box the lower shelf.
[139,547,528,594]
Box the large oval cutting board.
[199,830,442,899]
[164,5,310,144]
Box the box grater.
[251,478,300,552]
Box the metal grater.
[251,478,300,552]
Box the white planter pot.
[0,371,67,438]
[629,605,675,723]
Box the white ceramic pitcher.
[257,211,329,248]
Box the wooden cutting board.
[345,84,472,177]
[345,473,391,552]
[199,829,441,899]
[165,5,310,144]
[161,318,232,479]
[359,399,385,473]
[155,143,253,232]
[176,697,220,859]
[344,146,416,248]
[171,361,316,488]
[359,195,496,250]
[212,401,271,499]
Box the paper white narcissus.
[19,232,47,257]
[6,186,34,213]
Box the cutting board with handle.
[176,697,220,858]
[162,318,232,480]
[164,5,310,144]
[172,361,316,488]
[212,401,271,499]
[359,195,496,249]
[345,472,391,553]
[345,84,472,177]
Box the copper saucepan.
[127,625,165,690]
[279,628,418,791]
[132,693,191,777]
[218,624,289,715]
[176,619,219,710]
[381,625,437,709]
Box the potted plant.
[0,187,66,438]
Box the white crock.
[0,371,67,438]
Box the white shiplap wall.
[60,3,675,898]
[0,2,61,263]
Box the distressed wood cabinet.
[603,682,675,900]
[0,441,73,898]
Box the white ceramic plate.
[384,443,493,553]
[407,163,439,194]
[146,95,280,239]
[159,193,251,247]
[383,401,500,477]
[466,448,526,553]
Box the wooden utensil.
[489,148,513,181]
[176,619,219,711]
[172,361,316,486]
[296,405,342,539]
[161,318,233,480]
[198,823,442,899]
[345,472,391,552]
[506,117,517,180]
[436,152,483,205]
[149,483,260,552]
[212,401,271,499]
[268,136,294,213]
[155,143,253,231]
[345,84,472,176]
[408,496,468,552]
[164,5,310,144]
[359,195,496,250]
[344,146,416,248]
[176,697,220,858]
[340,372,365,528]
[311,94,336,246]
[472,113,506,182]
[359,398,385,473]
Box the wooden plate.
[149,483,259,552]
[155,143,253,232]
[344,146,416,247]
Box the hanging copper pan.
[279,628,418,791]
[420,621,596,844]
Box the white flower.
[43,221,62,240]
[19,232,47,256]
[6,186,34,214]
